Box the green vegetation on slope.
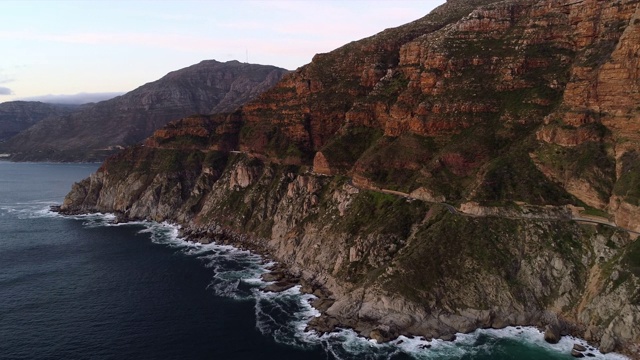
[535,139,615,203]
[319,126,383,170]
[614,150,640,206]
[474,146,576,206]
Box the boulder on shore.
[544,324,561,344]
[573,344,587,352]
[571,349,585,358]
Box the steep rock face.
[0,101,77,142]
[0,60,287,162]
[61,150,640,356]
[236,0,640,232]
[237,0,500,163]
[60,0,640,356]
[533,0,640,222]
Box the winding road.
[345,177,640,236]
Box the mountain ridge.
[0,60,288,162]
[0,101,78,142]
[59,0,640,357]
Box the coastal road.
[343,176,640,236]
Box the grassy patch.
[339,190,428,237]
[157,134,209,148]
[474,147,575,205]
[356,134,437,192]
[580,207,611,219]
[368,72,409,105]
[204,151,230,170]
[383,212,519,303]
[536,140,616,203]
[625,238,640,277]
[614,151,640,206]
[319,126,383,170]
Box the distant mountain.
[19,92,125,105]
[0,101,78,142]
[0,60,288,161]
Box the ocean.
[0,162,629,360]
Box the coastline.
[173,222,636,360]
[52,206,631,359]
[53,151,640,358]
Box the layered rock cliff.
[61,0,640,356]
[0,60,287,162]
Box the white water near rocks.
[0,175,629,360]
[13,206,625,360]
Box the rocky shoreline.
[53,151,640,357]
[178,224,341,335]
[180,223,632,359]
[52,206,622,358]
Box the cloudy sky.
[0,0,445,104]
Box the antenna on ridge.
[246,48,249,63]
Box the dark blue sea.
[0,162,628,360]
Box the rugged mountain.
[0,60,288,162]
[0,101,77,142]
[60,0,640,357]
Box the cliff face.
[236,0,640,233]
[0,60,287,162]
[61,150,640,355]
[61,0,640,356]
[0,101,77,142]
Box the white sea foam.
[65,212,118,228]
[57,212,631,360]
[301,325,632,360]
[253,284,321,349]
[470,326,629,360]
[0,200,62,219]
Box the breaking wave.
[40,209,628,360]
[0,200,63,220]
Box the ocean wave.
[59,213,629,360]
[0,200,63,219]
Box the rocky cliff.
[0,60,287,162]
[60,0,640,357]
[0,101,77,142]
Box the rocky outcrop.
[532,0,640,230]
[0,60,287,162]
[59,0,640,357]
[459,201,574,219]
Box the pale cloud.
[253,0,344,17]
[0,69,14,84]
[216,20,266,31]
[20,92,124,104]
[0,29,340,61]
[0,87,13,95]
[0,30,153,46]
[0,0,444,99]
[0,1,437,56]
[143,12,200,22]
[249,1,435,42]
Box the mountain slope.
[60,0,640,356]
[0,60,287,162]
[0,101,77,142]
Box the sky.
[0,0,445,104]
